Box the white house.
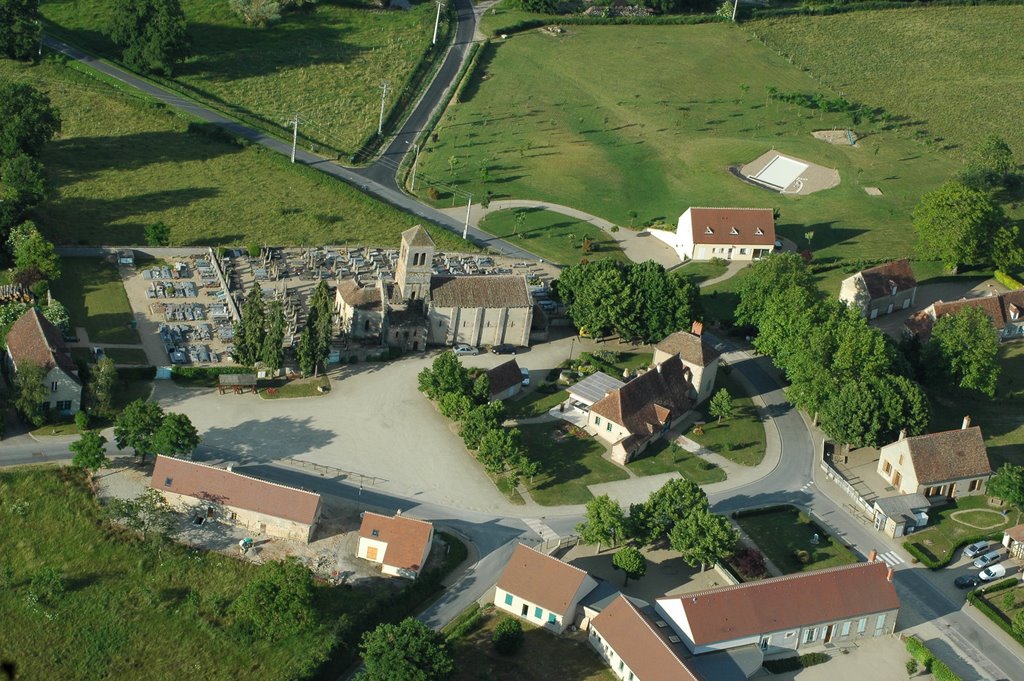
[839,259,917,319]
[5,307,82,417]
[494,543,598,634]
[1002,524,1024,560]
[652,322,721,404]
[876,418,992,499]
[357,511,435,579]
[650,207,775,262]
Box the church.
[335,226,534,352]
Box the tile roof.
[906,292,1021,339]
[591,595,703,681]
[150,456,321,525]
[358,511,434,572]
[654,330,721,367]
[658,561,899,646]
[497,543,594,617]
[858,259,917,300]
[893,426,992,484]
[429,274,532,308]
[486,359,522,398]
[5,307,80,380]
[336,278,382,310]
[402,225,436,248]
[687,208,775,246]
[1005,523,1024,544]
[589,355,694,441]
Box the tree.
[557,259,627,338]
[476,427,524,475]
[151,412,200,458]
[913,181,1003,271]
[0,82,61,158]
[576,494,625,553]
[459,401,504,450]
[438,391,473,422]
[261,299,285,372]
[992,226,1024,274]
[819,374,929,448]
[975,134,1016,180]
[233,285,266,366]
[417,351,469,400]
[13,361,47,426]
[144,221,171,246]
[619,261,699,343]
[308,280,334,375]
[708,388,735,424]
[231,558,318,641]
[13,225,60,281]
[358,617,455,681]
[113,399,166,461]
[471,373,490,404]
[1,153,48,214]
[1014,610,1024,638]
[296,324,317,377]
[926,305,1000,397]
[491,617,524,656]
[612,546,646,586]
[108,0,190,76]
[107,488,176,541]
[668,508,738,571]
[0,0,42,60]
[631,478,709,545]
[89,357,119,417]
[987,464,1024,508]
[735,252,817,328]
[41,299,71,336]
[70,430,110,474]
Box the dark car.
[954,574,982,589]
[491,344,517,355]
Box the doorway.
[824,624,834,643]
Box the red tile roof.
[1004,523,1024,544]
[429,274,533,308]
[687,208,775,246]
[5,307,79,380]
[591,595,703,681]
[858,259,917,300]
[150,456,321,525]
[337,278,382,310]
[358,511,434,573]
[894,426,992,484]
[590,355,694,441]
[486,359,522,398]
[906,292,1021,339]
[497,543,594,617]
[659,562,899,645]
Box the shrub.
[491,616,524,655]
[995,270,1024,290]
[445,603,483,641]
[74,411,90,431]
[709,256,728,267]
[427,187,441,201]
[732,547,767,580]
[794,549,811,564]
[906,658,918,675]
[799,652,828,667]
[763,656,802,673]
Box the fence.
[285,457,387,487]
[820,457,875,519]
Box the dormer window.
[371,529,380,537]
[730,227,739,235]
[704,226,713,235]
[164,477,173,487]
[755,227,764,236]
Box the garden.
[734,505,858,574]
[519,422,628,506]
[688,372,766,467]
[902,495,1022,569]
[625,438,725,485]
[49,259,140,345]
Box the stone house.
[875,418,992,499]
[486,359,524,401]
[905,290,1024,341]
[494,543,598,634]
[652,322,721,404]
[5,307,82,417]
[839,259,917,319]
[649,207,775,262]
[150,455,322,543]
[356,511,434,579]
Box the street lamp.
[568,336,576,363]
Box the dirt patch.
[864,186,884,196]
[812,129,860,146]
[738,150,841,196]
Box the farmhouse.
[588,355,696,464]
[1002,524,1024,560]
[494,543,598,634]
[839,259,917,319]
[5,307,82,417]
[486,359,524,401]
[649,207,775,262]
[905,290,1024,341]
[655,560,899,656]
[356,511,435,579]
[652,322,721,404]
[150,455,322,543]
[875,419,992,499]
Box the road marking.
[523,518,558,542]
[800,481,814,491]
[878,551,904,567]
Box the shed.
[218,373,258,394]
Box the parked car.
[491,344,517,355]
[520,368,531,387]
[973,550,1002,569]
[538,300,558,312]
[452,344,479,356]
[963,541,990,559]
[979,564,1007,581]
[954,574,982,589]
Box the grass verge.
[478,208,626,266]
[259,376,330,399]
[902,496,1022,569]
[50,259,139,345]
[734,505,858,574]
[505,388,568,420]
[520,422,628,506]
[688,372,766,467]
[626,437,726,484]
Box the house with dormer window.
[649,207,775,262]
[839,259,917,319]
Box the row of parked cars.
[954,541,1011,588]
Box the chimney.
[396,509,402,516]
[887,567,894,583]
[868,549,877,563]
[962,415,971,430]
[898,428,907,441]
[691,321,704,337]
[226,464,233,472]
[657,363,663,374]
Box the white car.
[520,367,531,386]
[979,563,1007,581]
[973,550,1002,569]
[452,344,479,356]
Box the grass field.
[0,466,354,680]
[626,438,726,484]
[416,22,959,267]
[506,388,568,419]
[674,259,729,286]
[903,496,1022,568]
[2,58,463,250]
[259,376,331,399]
[478,208,626,265]
[749,6,1024,160]
[689,372,766,466]
[735,505,859,574]
[41,0,438,154]
[520,422,628,505]
[50,259,140,344]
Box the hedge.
[444,602,483,641]
[904,635,964,681]
[903,529,1005,569]
[968,579,1024,646]
[763,652,829,673]
[749,0,1024,19]
[995,270,1024,290]
[454,42,484,104]
[117,366,157,381]
[488,12,724,37]
[732,504,797,519]
[171,366,255,379]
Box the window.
[898,454,904,465]
[595,416,602,426]
[606,422,612,432]
[739,248,747,255]
[619,661,624,672]
[969,479,983,492]
[857,618,867,633]
[882,461,892,475]
[841,621,851,638]
[364,319,370,332]
[164,477,173,487]
[875,614,886,631]
[730,227,739,235]
[505,593,513,606]
[371,529,380,537]
[51,381,58,392]
[56,400,72,411]
[803,628,817,643]
[548,613,557,624]
[704,226,714,235]
[755,227,764,236]
[925,486,939,497]
[438,320,443,327]
[760,638,769,650]
[629,673,634,681]
[534,607,543,620]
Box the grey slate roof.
[402,225,436,248]
[429,274,532,308]
[568,371,625,405]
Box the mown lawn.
[41,0,439,154]
[259,376,330,399]
[0,466,360,680]
[735,505,858,574]
[49,259,140,345]
[415,22,958,267]
[903,496,1022,567]
[506,388,568,420]
[104,348,151,365]
[626,438,726,485]
[478,208,626,265]
[3,59,463,250]
[674,259,729,286]
[689,372,766,467]
[520,422,628,506]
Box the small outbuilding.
[486,359,524,401]
[357,511,435,579]
[1002,524,1024,559]
[218,373,257,394]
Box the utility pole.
[732,0,740,22]
[432,1,445,46]
[378,81,390,137]
[410,144,420,191]
[462,194,472,240]
[290,113,300,163]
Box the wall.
[693,243,767,261]
[41,366,82,416]
[589,410,630,446]
[429,305,531,347]
[588,628,638,681]
[493,587,568,634]
[159,489,318,543]
[877,440,917,495]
